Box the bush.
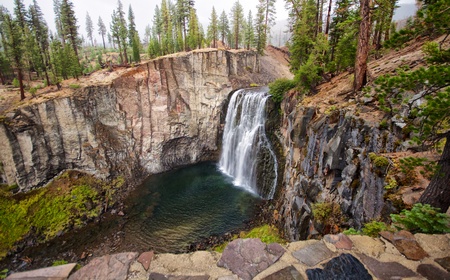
[69,84,81,89]
[391,203,450,234]
[369,152,389,168]
[343,228,361,235]
[361,221,389,237]
[268,78,296,103]
[52,260,68,266]
[312,201,344,233]
[12,78,19,88]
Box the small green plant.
[52,260,68,266]
[398,157,438,180]
[362,221,389,237]
[325,105,337,115]
[12,78,20,88]
[0,268,8,280]
[69,84,81,89]
[391,203,450,234]
[343,228,361,235]
[268,78,296,103]
[29,87,37,95]
[369,153,390,168]
[249,83,259,87]
[312,202,344,233]
[379,119,388,130]
[384,177,398,190]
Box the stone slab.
[323,233,353,250]
[138,251,154,271]
[417,264,450,280]
[68,252,138,280]
[261,265,304,280]
[306,254,372,280]
[217,238,285,280]
[356,253,417,280]
[436,256,450,272]
[292,241,335,267]
[379,230,428,260]
[149,273,209,280]
[6,263,77,280]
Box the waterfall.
[219,87,278,199]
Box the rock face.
[0,50,285,191]
[277,91,403,239]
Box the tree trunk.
[419,134,450,212]
[102,34,106,49]
[18,68,25,100]
[325,0,333,37]
[353,0,371,92]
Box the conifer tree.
[3,11,25,99]
[262,0,276,44]
[153,5,162,44]
[254,1,267,55]
[161,0,174,54]
[218,10,230,46]
[86,12,94,46]
[128,5,141,62]
[187,8,200,50]
[53,0,65,45]
[60,0,79,58]
[231,0,244,49]
[244,10,254,50]
[353,0,371,92]
[177,0,191,50]
[144,25,151,45]
[98,16,107,49]
[207,7,218,48]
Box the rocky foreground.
[6,232,450,279]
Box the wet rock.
[6,263,77,280]
[379,230,428,260]
[217,238,285,280]
[261,265,304,280]
[292,241,335,267]
[68,252,138,280]
[138,251,154,271]
[417,264,450,280]
[306,254,372,280]
[323,233,353,250]
[436,256,450,272]
[356,253,417,280]
[148,273,209,280]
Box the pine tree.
[262,0,276,44]
[28,0,51,86]
[231,0,245,49]
[98,16,107,49]
[244,10,254,50]
[60,0,80,76]
[86,12,94,46]
[3,11,25,99]
[254,1,267,55]
[110,10,124,62]
[128,5,141,62]
[161,0,174,54]
[53,0,65,45]
[13,0,27,31]
[187,8,200,50]
[144,25,151,45]
[207,7,218,48]
[114,0,128,64]
[177,0,191,50]
[218,10,230,47]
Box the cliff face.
[0,50,285,191]
[276,90,404,240]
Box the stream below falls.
[2,162,262,271]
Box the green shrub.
[379,119,388,130]
[69,84,81,89]
[0,269,8,280]
[391,203,450,234]
[343,228,361,235]
[268,78,296,103]
[12,78,19,88]
[312,202,344,233]
[52,260,68,266]
[362,221,389,237]
[369,153,389,168]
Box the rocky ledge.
[6,233,450,280]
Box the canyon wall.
[276,91,404,240]
[0,50,284,191]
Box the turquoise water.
[120,161,262,253]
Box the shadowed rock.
[292,241,336,267]
[217,238,285,280]
[6,263,77,280]
[306,254,372,280]
[436,256,450,272]
[356,253,417,280]
[261,265,304,280]
[417,264,450,280]
[148,273,209,280]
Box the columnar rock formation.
[0,50,284,191]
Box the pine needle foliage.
[390,203,450,233]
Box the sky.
[0,0,416,45]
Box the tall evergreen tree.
[161,0,174,54]
[60,0,80,74]
[255,1,267,55]
[98,16,107,49]
[353,0,371,91]
[187,7,200,50]
[244,10,254,50]
[230,0,245,49]
[53,0,65,45]
[86,12,94,46]
[262,0,276,44]
[3,11,25,99]
[13,0,27,31]
[115,0,128,64]
[218,10,230,46]
[207,7,218,48]
[29,0,50,85]
[128,5,140,62]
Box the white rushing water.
[219,87,278,199]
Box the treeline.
[0,0,277,101]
